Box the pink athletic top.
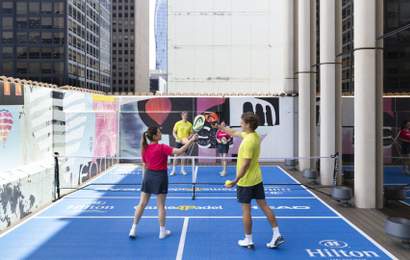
[142,144,173,171]
[399,129,410,142]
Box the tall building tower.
[155,0,167,72]
[0,0,112,92]
[111,0,149,94]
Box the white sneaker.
[129,224,137,239]
[170,169,176,176]
[159,230,171,239]
[238,239,254,249]
[219,171,226,177]
[181,169,187,176]
[266,236,285,249]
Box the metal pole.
[54,152,61,200]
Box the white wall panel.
[168,0,289,94]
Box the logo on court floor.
[319,240,348,249]
[305,240,380,258]
[67,201,114,212]
[143,205,223,211]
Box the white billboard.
[168,0,290,94]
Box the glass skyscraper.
[155,0,167,72]
[0,0,112,92]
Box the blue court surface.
[0,165,397,259]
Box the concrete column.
[283,0,295,94]
[297,0,312,170]
[354,0,383,208]
[319,0,336,185]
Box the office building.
[0,0,112,92]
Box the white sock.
[160,226,166,233]
[245,234,253,242]
[273,227,280,238]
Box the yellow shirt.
[173,120,193,142]
[237,132,262,187]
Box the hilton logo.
[306,240,380,258]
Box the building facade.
[111,0,150,94]
[341,0,410,94]
[384,0,410,93]
[111,0,135,93]
[0,0,112,92]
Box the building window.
[29,48,41,59]
[28,17,41,29]
[16,47,28,59]
[41,2,52,14]
[54,17,64,29]
[1,61,13,74]
[42,32,52,44]
[16,2,28,15]
[42,48,52,59]
[54,2,64,14]
[2,17,13,30]
[16,17,28,29]
[28,32,41,44]
[2,47,13,59]
[41,17,53,29]
[1,2,13,13]
[1,32,13,44]
[28,2,40,13]
[16,62,28,74]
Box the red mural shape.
[0,109,13,145]
[145,98,172,125]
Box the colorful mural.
[118,96,295,160]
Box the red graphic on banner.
[145,98,172,125]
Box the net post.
[53,152,61,201]
[191,157,196,200]
[332,152,340,185]
[192,183,196,200]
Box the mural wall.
[118,96,296,160]
[0,82,119,229]
[56,93,119,189]
[0,81,24,171]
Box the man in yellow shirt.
[222,112,284,249]
[170,111,193,175]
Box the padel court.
[0,165,396,259]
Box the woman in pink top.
[399,121,410,174]
[399,120,410,155]
[129,126,196,239]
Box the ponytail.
[141,126,159,154]
[141,132,149,152]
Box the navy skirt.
[141,169,168,194]
[217,143,229,154]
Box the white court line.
[176,217,189,260]
[34,216,341,219]
[63,196,316,200]
[277,166,398,260]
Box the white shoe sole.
[238,240,255,249]
[159,230,171,239]
[267,238,285,249]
